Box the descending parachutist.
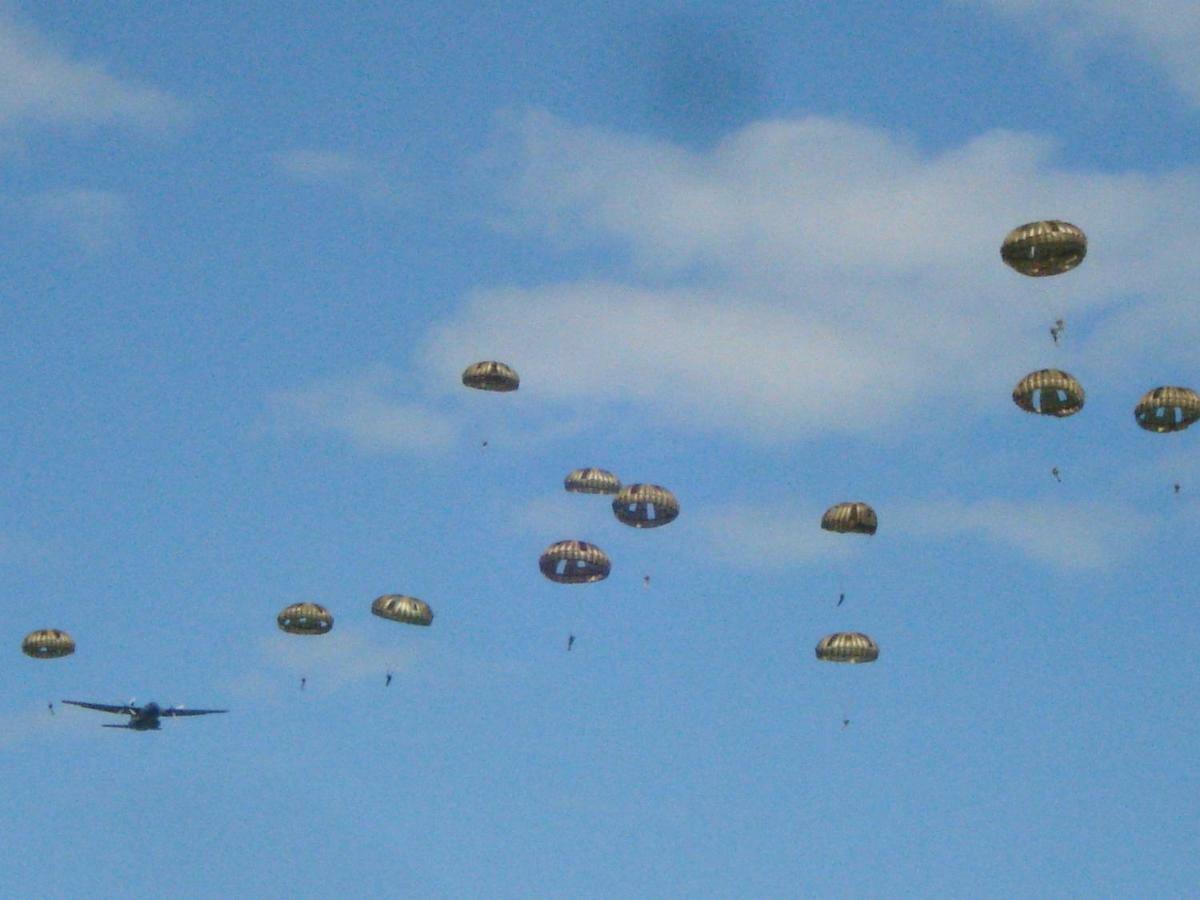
[385,672,393,687]
[1050,318,1064,345]
[1174,483,1181,494]
[300,676,306,691]
[1051,466,1062,483]
[643,575,650,587]
[567,634,575,651]
[48,702,54,716]
[837,592,845,607]
[481,440,488,448]
[842,719,850,729]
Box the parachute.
[461,361,519,392]
[371,594,434,627]
[1001,220,1087,276]
[564,468,621,495]
[22,629,75,659]
[1134,386,1200,433]
[612,484,679,528]
[539,540,611,584]
[1012,369,1085,417]
[815,632,879,663]
[821,502,877,536]
[277,602,334,635]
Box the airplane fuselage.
[130,713,162,730]
[102,703,162,730]
[64,698,227,728]
[132,702,161,729]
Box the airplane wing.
[160,707,228,717]
[62,700,137,715]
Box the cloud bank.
[0,9,188,132]
[973,1,1200,106]
[276,109,1200,452]
[423,111,1200,442]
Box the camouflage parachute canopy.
[22,629,75,659]
[1001,220,1087,276]
[371,594,434,627]
[564,468,621,495]
[461,360,519,392]
[1013,369,1085,417]
[612,483,679,528]
[277,602,334,635]
[539,540,611,584]
[1135,386,1200,433]
[815,632,879,663]
[821,502,877,535]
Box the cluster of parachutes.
[256,364,517,659]
[817,502,880,664]
[457,362,684,587]
[275,595,434,636]
[1004,220,1199,434]
[540,477,681,585]
[21,226,1193,724]
[816,221,1198,674]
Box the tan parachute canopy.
[1135,386,1200,433]
[1013,369,1085,417]
[612,483,679,528]
[277,602,334,635]
[371,594,434,627]
[815,632,879,663]
[1001,220,1087,276]
[22,629,75,659]
[461,361,519,392]
[564,468,621,495]
[539,540,611,584]
[821,502,877,535]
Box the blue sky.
[3,2,1199,897]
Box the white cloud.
[496,111,1200,297]
[421,111,1200,443]
[31,188,131,254]
[269,366,458,454]
[276,149,404,206]
[971,0,1200,105]
[892,497,1155,571]
[693,503,857,571]
[421,280,934,442]
[269,358,602,457]
[0,9,188,132]
[281,111,1200,451]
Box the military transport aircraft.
[62,700,227,730]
